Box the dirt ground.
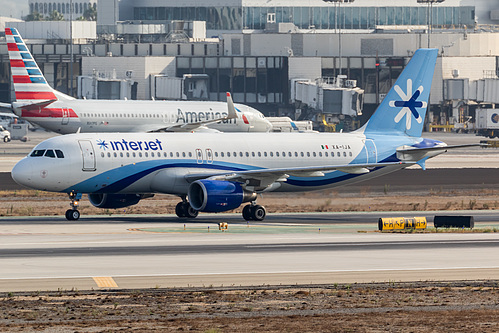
[0,281,498,332]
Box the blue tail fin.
[359,48,438,137]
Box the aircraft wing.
[149,92,237,133]
[185,161,407,192]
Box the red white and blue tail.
[5,27,65,105]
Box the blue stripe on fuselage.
[64,159,379,194]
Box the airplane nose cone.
[11,158,33,188]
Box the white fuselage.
[11,131,420,195]
[14,99,272,134]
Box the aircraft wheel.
[251,205,266,221]
[175,202,186,218]
[184,204,199,218]
[3,136,10,143]
[65,209,80,221]
[242,205,252,221]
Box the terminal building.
[1,0,499,131]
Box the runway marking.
[93,276,118,288]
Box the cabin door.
[61,108,70,125]
[78,140,96,171]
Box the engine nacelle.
[88,193,144,209]
[188,180,257,213]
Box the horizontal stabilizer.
[0,102,12,112]
[12,99,57,111]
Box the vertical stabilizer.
[5,28,63,104]
[359,48,438,137]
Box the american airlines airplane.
[1,27,272,133]
[11,49,476,221]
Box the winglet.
[226,92,237,120]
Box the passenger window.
[264,152,267,157]
[246,152,249,157]
[337,152,341,157]
[343,152,347,157]
[120,152,124,157]
[319,152,322,157]
[233,152,237,157]
[349,152,353,157]
[133,152,136,157]
[145,152,148,157]
[30,149,45,157]
[258,152,261,157]
[294,152,298,157]
[215,152,219,157]
[55,150,64,158]
[251,152,255,157]
[188,152,192,157]
[221,152,225,157]
[276,152,279,157]
[301,152,304,157]
[307,152,310,157]
[107,152,111,158]
[101,152,105,157]
[313,152,316,157]
[127,152,130,158]
[270,152,274,157]
[113,152,117,158]
[227,152,231,157]
[139,152,143,157]
[325,152,328,157]
[176,152,180,158]
[288,152,292,157]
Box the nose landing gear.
[65,191,82,221]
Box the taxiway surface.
[1,212,499,292]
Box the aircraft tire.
[251,205,266,221]
[175,202,186,218]
[65,209,80,221]
[242,205,252,221]
[184,204,199,218]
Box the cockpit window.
[44,150,56,158]
[55,150,64,158]
[30,149,45,157]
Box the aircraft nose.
[11,158,33,188]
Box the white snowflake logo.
[388,79,426,130]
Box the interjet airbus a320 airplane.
[1,28,272,133]
[11,49,476,221]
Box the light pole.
[323,0,355,76]
[69,0,73,96]
[417,0,445,48]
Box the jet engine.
[188,180,257,213]
[88,193,146,209]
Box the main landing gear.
[242,203,266,221]
[65,191,82,221]
[175,196,198,218]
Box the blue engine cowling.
[188,180,257,213]
[88,193,142,209]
